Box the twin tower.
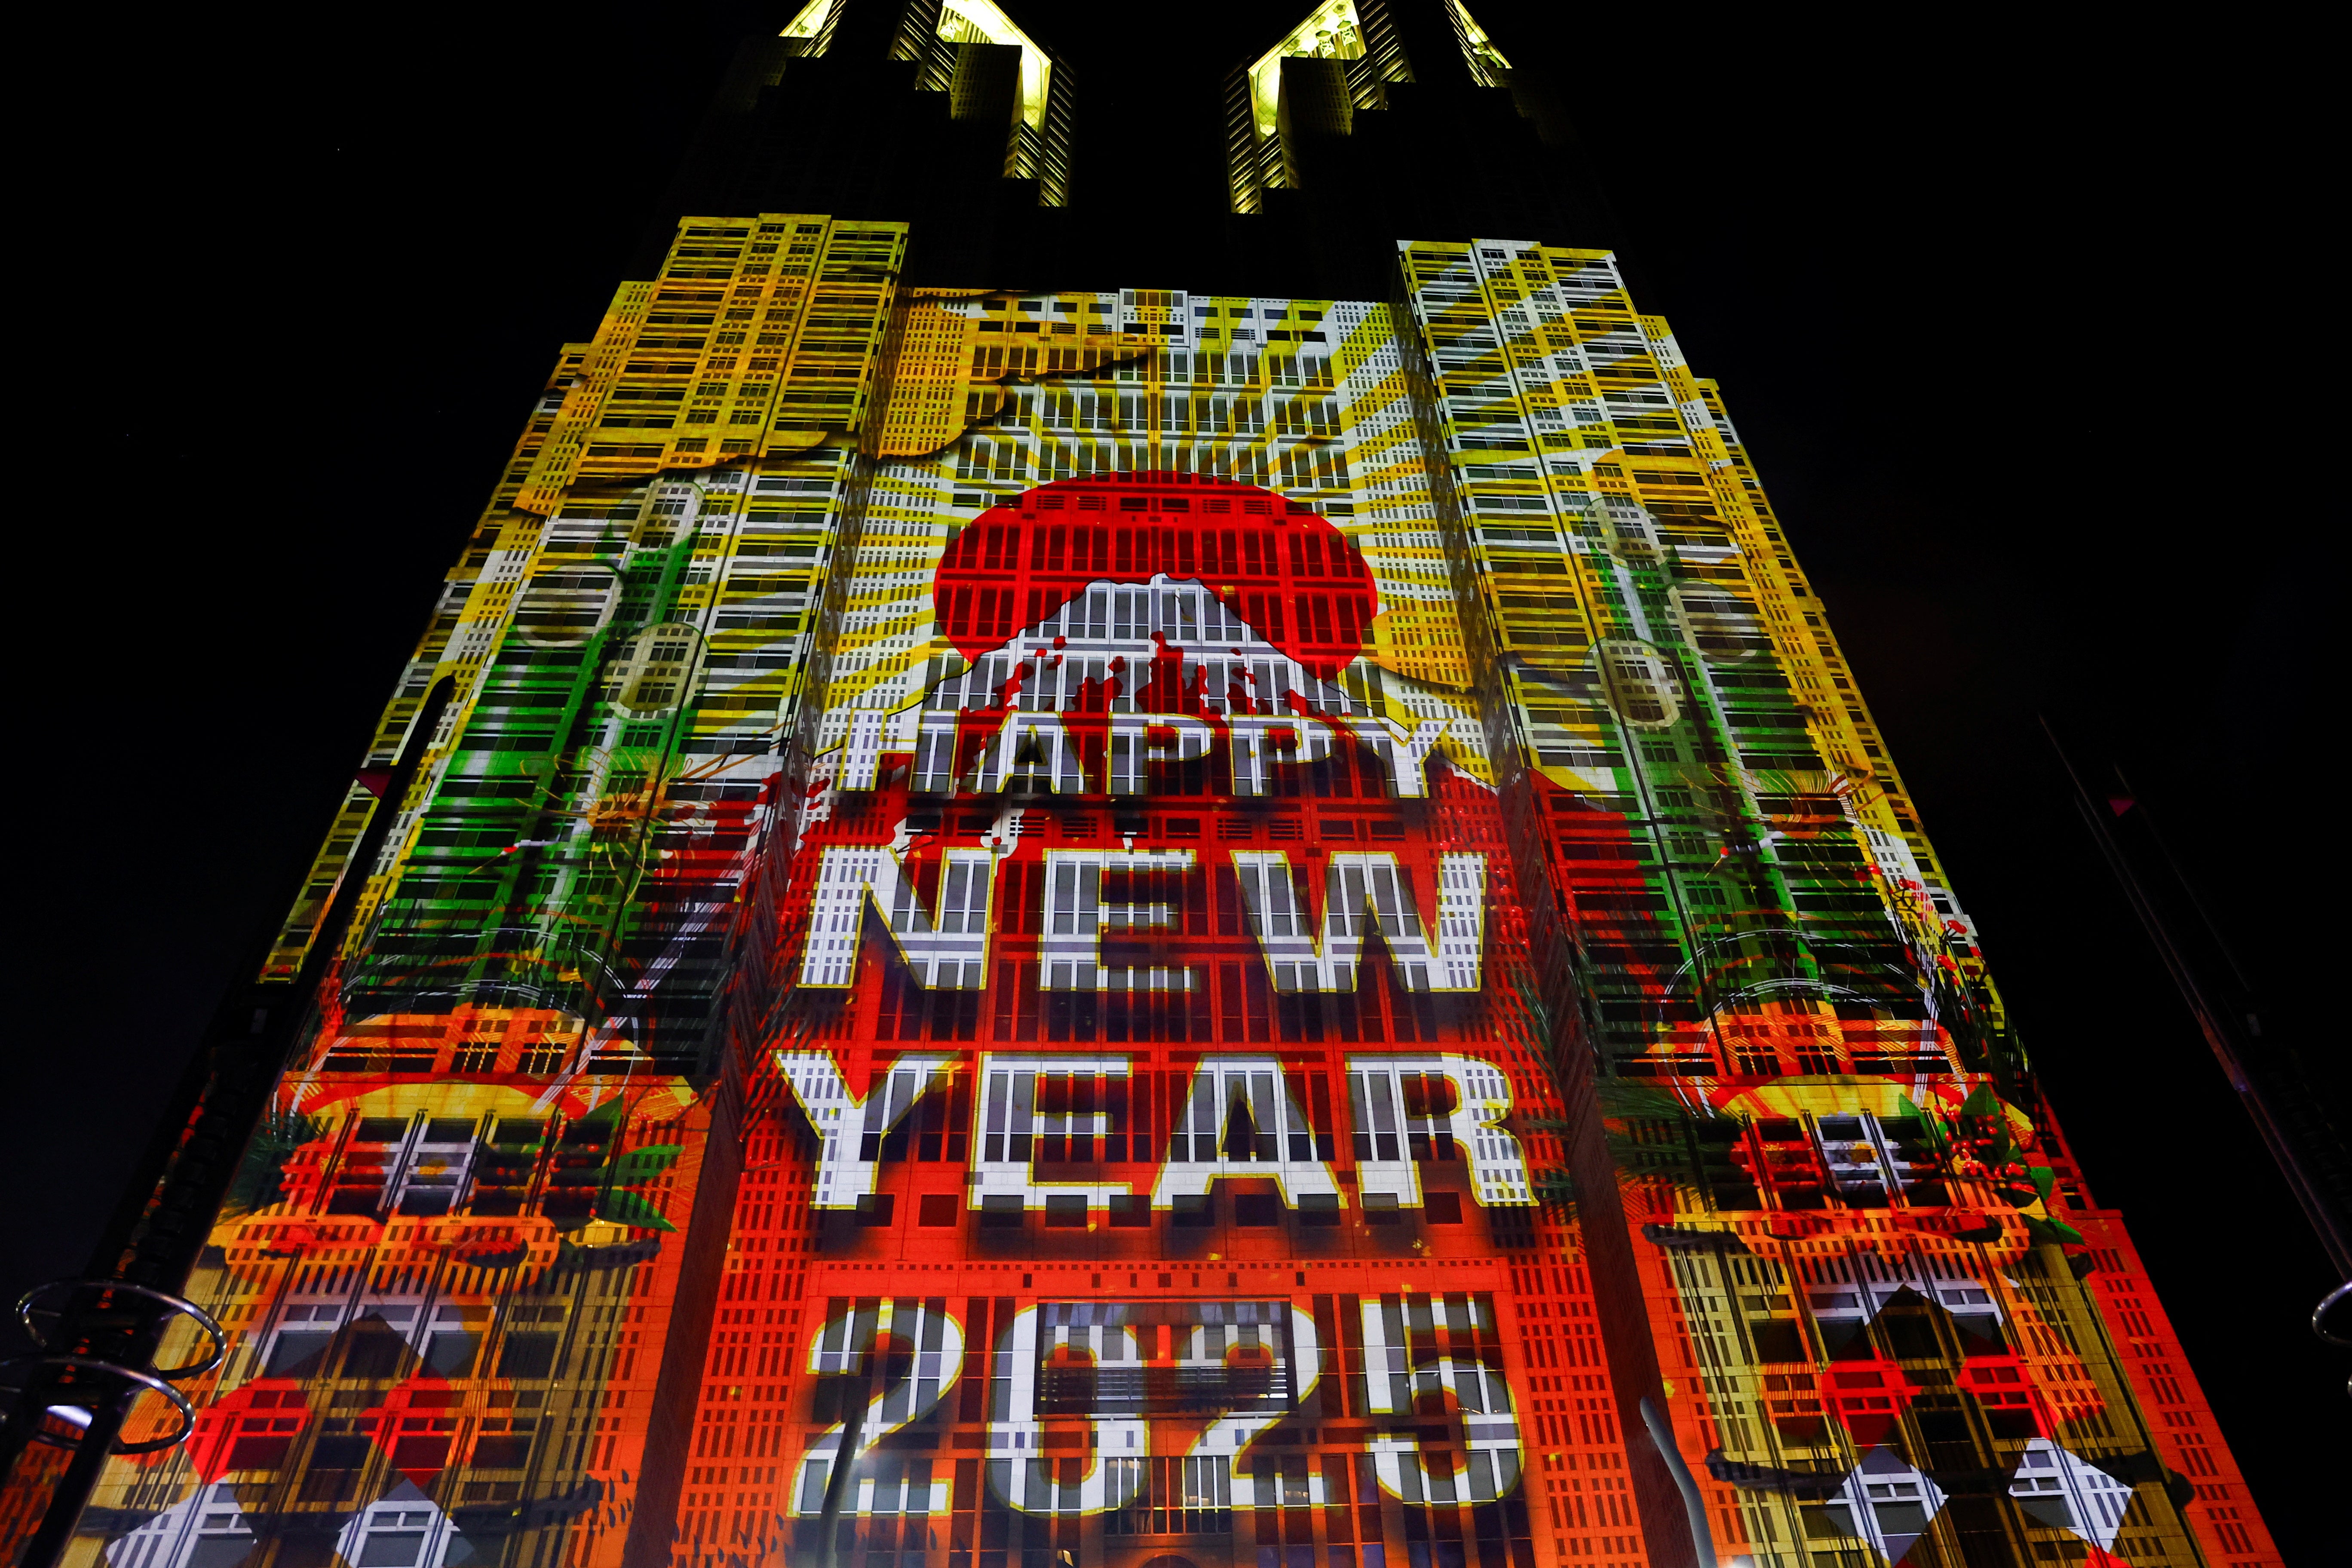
[9,6,2278,1568]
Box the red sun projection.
[931,473,1377,680]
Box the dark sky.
[12,3,2337,1554]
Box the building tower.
[1,5,2284,1568]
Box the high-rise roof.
[647,0,1621,297]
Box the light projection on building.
[31,205,2277,1568]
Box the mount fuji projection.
[830,572,1483,802]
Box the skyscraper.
[2,4,2285,1568]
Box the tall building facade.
[14,6,2282,1568]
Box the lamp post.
[0,679,455,1566]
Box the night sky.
[11,3,2337,1554]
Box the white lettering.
[985,1305,1150,1513]
[1039,849,1197,991]
[1346,1053,1532,1209]
[1226,715,1333,796]
[798,845,997,989]
[1358,1295,1521,1501]
[1231,850,1487,993]
[970,1054,1135,1213]
[791,1297,964,1515]
[1149,1055,1344,1210]
[776,1050,959,1209]
[1109,712,1216,794]
[1375,716,1449,798]
[1204,1306,1321,1485]
[983,710,1086,793]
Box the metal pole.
[1639,1393,1719,1568]
[0,678,454,1564]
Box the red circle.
[932,473,1377,681]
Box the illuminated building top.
[0,6,2285,1568]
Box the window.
[497,1332,559,1381]
[264,1330,333,1380]
[473,1434,533,1469]
[388,1120,477,1217]
[338,1320,410,1380]
[391,1435,451,1472]
[357,1533,426,1568]
[227,1435,293,1470]
[1233,1193,1279,1227]
[422,1326,479,1377]
[917,1193,960,1227]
